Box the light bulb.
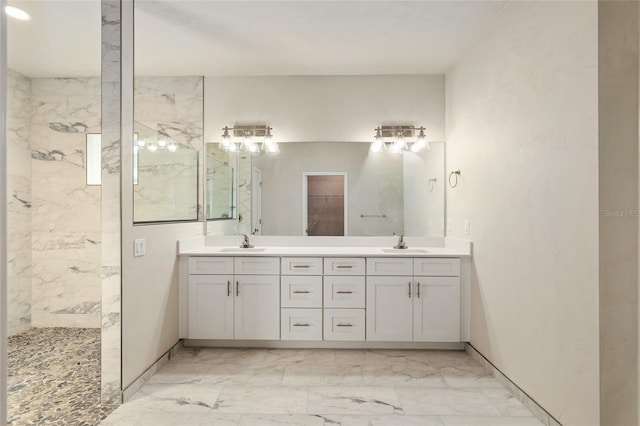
[5,5,30,20]
[147,144,158,152]
[167,144,177,152]
[137,139,146,147]
[227,142,238,152]
[370,127,386,153]
[158,139,167,147]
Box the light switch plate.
[464,220,470,235]
[134,238,146,257]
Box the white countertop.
[179,245,468,257]
[177,236,472,257]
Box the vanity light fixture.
[371,125,431,154]
[219,124,279,154]
[5,5,31,20]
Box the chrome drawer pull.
[236,281,240,296]
[336,291,353,294]
[227,280,231,297]
[417,282,421,298]
[408,282,411,298]
[293,290,311,294]
[336,265,353,269]
[336,323,353,327]
[294,323,310,327]
[293,265,311,268]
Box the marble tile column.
[1,0,9,422]
[101,0,123,405]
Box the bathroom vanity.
[178,236,471,349]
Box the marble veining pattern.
[101,0,122,405]
[29,74,102,329]
[7,69,32,336]
[7,328,117,424]
[101,348,544,425]
[133,76,204,223]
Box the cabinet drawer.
[281,257,323,275]
[366,258,413,276]
[281,308,323,341]
[281,276,323,308]
[324,276,365,308]
[414,258,460,276]
[188,257,234,275]
[234,257,280,275]
[323,309,365,341]
[324,258,365,275]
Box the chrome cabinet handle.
[293,323,310,327]
[336,323,353,327]
[336,291,353,294]
[408,282,412,298]
[293,265,311,269]
[236,281,240,296]
[417,282,420,298]
[227,280,231,297]
[336,265,353,269]
[293,290,311,294]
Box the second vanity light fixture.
[219,124,279,154]
[370,125,430,154]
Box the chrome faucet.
[240,234,254,249]
[393,234,408,249]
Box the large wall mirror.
[208,141,445,237]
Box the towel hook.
[448,170,461,188]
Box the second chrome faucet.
[240,234,254,249]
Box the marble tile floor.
[102,348,543,426]
[7,327,118,425]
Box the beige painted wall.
[445,2,599,425]
[122,222,200,387]
[204,75,445,143]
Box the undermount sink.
[219,247,267,253]
[381,248,429,254]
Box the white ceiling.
[8,0,508,78]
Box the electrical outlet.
[464,220,470,235]
[195,223,203,235]
[134,239,146,257]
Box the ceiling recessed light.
[5,5,31,21]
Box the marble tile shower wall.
[134,76,204,222]
[30,77,102,328]
[6,73,204,331]
[8,70,33,336]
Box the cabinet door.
[188,274,234,339]
[366,276,413,341]
[413,277,460,342]
[234,275,280,340]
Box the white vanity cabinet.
[188,256,280,340]
[366,257,461,342]
[181,248,468,346]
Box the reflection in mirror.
[133,121,199,223]
[206,144,235,220]
[210,142,444,237]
